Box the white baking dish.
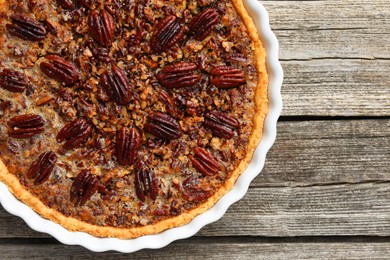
[0,0,283,252]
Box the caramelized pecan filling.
[0,0,261,228]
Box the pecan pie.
[0,0,268,238]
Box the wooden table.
[1,0,390,258]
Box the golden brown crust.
[0,0,268,238]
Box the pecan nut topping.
[6,14,47,41]
[100,66,132,105]
[134,164,158,202]
[40,55,79,86]
[181,175,212,203]
[157,62,201,89]
[56,0,75,10]
[57,118,92,150]
[188,147,220,176]
[88,10,115,47]
[0,0,265,235]
[27,151,57,185]
[203,111,239,139]
[150,15,185,53]
[189,8,220,41]
[8,114,44,138]
[116,127,141,166]
[0,101,11,117]
[0,69,29,93]
[144,112,182,141]
[159,90,184,119]
[210,65,246,89]
[70,170,99,206]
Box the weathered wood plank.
[280,60,390,116]
[0,238,389,259]
[1,183,390,237]
[260,0,390,116]
[200,183,390,236]
[257,119,390,187]
[263,0,390,60]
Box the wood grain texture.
[263,1,390,60]
[257,119,390,187]
[261,0,390,116]
[200,183,390,236]
[0,238,390,259]
[280,59,390,116]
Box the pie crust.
[0,0,268,238]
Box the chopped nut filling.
[0,0,262,229]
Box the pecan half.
[27,151,57,185]
[6,14,46,41]
[189,8,220,41]
[188,147,220,176]
[0,101,11,117]
[144,112,182,141]
[203,111,239,139]
[88,10,115,47]
[100,66,132,105]
[157,62,201,89]
[134,165,158,202]
[116,127,141,166]
[8,114,44,138]
[150,15,184,53]
[56,0,75,9]
[40,55,79,85]
[0,69,29,93]
[57,118,92,150]
[159,90,183,119]
[210,66,246,89]
[181,175,212,202]
[70,170,99,206]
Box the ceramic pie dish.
[0,0,282,252]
